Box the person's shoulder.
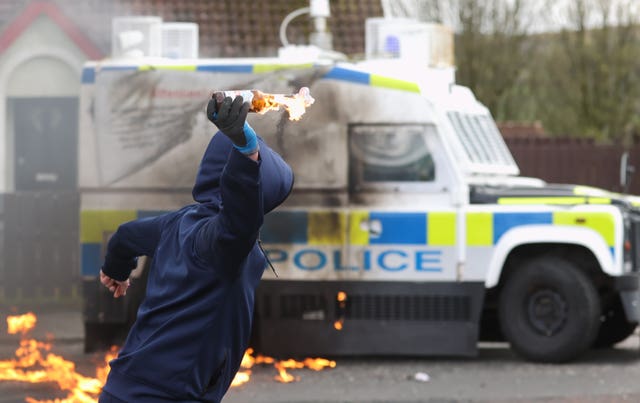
[153,205,195,230]
[176,204,219,227]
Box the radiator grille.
[345,294,471,321]
[279,294,327,319]
[269,293,472,322]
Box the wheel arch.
[485,225,616,289]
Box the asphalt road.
[1,310,640,403]
[223,339,640,403]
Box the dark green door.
[11,97,78,191]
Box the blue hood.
[192,132,294,213]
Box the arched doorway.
[1,51,81,307]
[6,53,79,191]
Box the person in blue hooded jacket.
[97,95,294,403]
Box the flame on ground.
[8,313,37,335]
[0,313,114,403]
[1,313,336,401]
[231,347,336,386]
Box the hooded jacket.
[100,133,293,402]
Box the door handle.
[360,219,382,237]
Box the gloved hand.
[207,95,259,155]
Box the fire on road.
[0,313,336,403]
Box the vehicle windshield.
[349,124,434,187]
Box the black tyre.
[593,295,637,348]
[499,256,600,363]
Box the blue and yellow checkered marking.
[466,211,616,250]
[260,211,308,244]
[81,66,136,83]
[368,212,426,244]
[81,209,618,275]
[493,212,553,244]
[81,63,315,83]
[81,64,421,93]
[427,212,457,246]
[552,211,615,246]
[261,210,456,246]
[81,244,102,278]
[323,67,421,92]
[195,65,253,73]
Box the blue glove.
[238,121,258,155]
[207,95,259,155]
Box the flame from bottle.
[276,87,315,121]
[255,87,315,121]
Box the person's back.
[98,96,293,402]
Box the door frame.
[0,48,81,192]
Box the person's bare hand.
[100,270,130,298]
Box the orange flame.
[277,87,315,121]
[1,313,336,401]
[230,348,254,387]
[304,357,337,371]
[0,313,114,403]
[255,354,275,365]
[231,348,336,386]
[274,362,298,383]
[334,291,347,330]
[95,347,118,385]
[254,87,315,121]
[230,370,251,388]
[7,312,37,335]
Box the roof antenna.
[279,0,332,50]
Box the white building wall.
[0,15,87,191]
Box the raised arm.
[196,149,264,270]
[193,95,264,272]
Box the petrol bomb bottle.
[212,87,314,120]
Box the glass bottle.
[212,87,314,119]
[213,89,272,113]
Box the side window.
[349,124,435,190]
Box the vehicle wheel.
[593,295,637,348]
[498,256,600,363]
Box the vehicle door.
[346,123,458,281]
